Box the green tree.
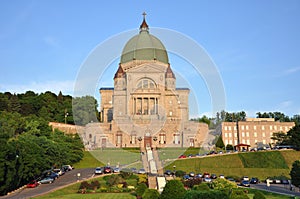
[136,183,147,197]
[287,124,300,149]
[160,180,186,199]
[290,160,300,187]
[184,190,229,199]
[142,189,159,199]
[72,96,99,125]
[215,136,225,149]
[270,131,289,146]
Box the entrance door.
[189,138,194,147]
[101,138,107,148]
[144,136,152,148]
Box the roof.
[120,15,169,64]
[99,88,114,91]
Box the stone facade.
[82,17,209,149]
[221,118,295,149]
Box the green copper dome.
[120,17,169,64]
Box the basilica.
[85,16,208,149]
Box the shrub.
[136,183,147,197]
[230,189,250,199]
[160,180,186,199]
[90,180,100,190]
[175,170,186,177]
[192,183,210,191]
[183,178,202,188]
[142,189,159,199]
[106,174,122,187]
[253,191,266,199]
[184,190,229,199]
[120,170,133,179]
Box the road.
[250,182,300,197]
[1,168,94,199]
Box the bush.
[183,178,202,188]
[192,183,210,191]
[184,190,229,199]
[142,189,159,199]
[136,183,147,197]
[175,170,186,177]
[230,189,250,199]
[253,191,266,199]
[90,180,100,190]
[160,180,186,199]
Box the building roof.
[120,14,169,64]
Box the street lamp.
[65,112,69,124]
[173,165,176,177]
[138,136,143,151]
[153,136,158,149]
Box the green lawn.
[164,150,300,180]
[33,193,135,199]
[73,151,104,169]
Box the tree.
[290,160,300,187]
[215,136,225,149]
[142,189,159,199]
[287,124,300,149]
[136,183,147,197]
[184,190,229,199]
[72,96,99,125]
[270,131,289,146]
[159,180,186,199]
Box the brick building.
[222,118,295,150]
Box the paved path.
[1,168,94,199]
[251,183,300,197]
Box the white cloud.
[0,80,75,95]
[43,36,60,47]
[284,67,300,75]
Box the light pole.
[173,165,176,177]
[138,136,143,151]
[65,112,69,124]
[153,136,158,149]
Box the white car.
[94,167,102,175]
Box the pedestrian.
[266,179,270,190]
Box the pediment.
[127,63,166,73]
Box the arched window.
[137,78,156,89]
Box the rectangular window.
[224,126,228,131]
[254,132,257,137]
[242,132,245,137]
[174,134,180,144]
[234,133,237,138]
[228,126,232,131]
[270,126,273,130]
[262,132,265,137]
[241,125,245,130]
[130,135,136,144]
[262,126,265,130]
[229,133,232,138]
[159,134,166,144]
[246,125,249,130]
[225,133,228,138]
[254,126,257,130]
[246,132,249,137]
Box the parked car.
[62,165,73,172]
[240,180,250,187]
[242,176,249,181]
[113,167,120,173]
[39,177,54,184]
[219,174,225,179]
[189,172,195,177]
[250,177,259,184]
[94,167,102,175]
[138,168,146,174]
[203,177,212,182]
[48,171,59,180]
[195,173,202,178]
[178,155,186,159]
[164,170,172,176]
[130,167,137,173]
[27,180,39,188]
[104,166,112,174]
[203,172,210,178]
[211,174,217,179]
[282,179,289,184]
[53,169,64,176]
[183,174,190,180]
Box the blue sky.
[0,0,299,118]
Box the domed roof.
[120,15,169,64]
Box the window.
[246,132,249,137]
[229,133,232,138]
[254,132,257,137]
[241,125,245,130]
[224,126,228,131]
[234,133,237,138]
[174,134,180,144]
[254,126,257,130]
[270,126,273,130]
[234,126,237,130]
[159,134,166,144]
[130,134,136,144]
[247,140,250,145]
[229,140,233,144]
[246,125,249,130]
[242,132,245,137]
[137,78,156,89]
[117,134,122,146]
[225,133,228,138]
[262,126,265,130]
[262,132,265,137]
[274,126,277,130]
[228,126,232,131]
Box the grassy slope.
[164,150,300,180]
[73,151,104,169]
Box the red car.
[27,180,39,188]
[178,155,187,159]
